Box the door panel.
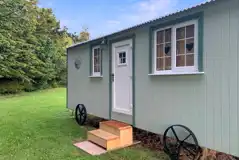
[112,40,132,115]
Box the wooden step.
[99,120,133,147]
[87,129,120,150]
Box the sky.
[38,0,206,39]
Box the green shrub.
[23,82,37,92]
[0,77,64,94]
[50,80,58,88]
[33,79,49,90]
[0,79,24,94]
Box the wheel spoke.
[181,133,192,144]
[181,143,195,157]
[171,127,179,142]
[76,108,80,115]
[81,110,85,114]
[79,114,82,123]
[79,106,83,113]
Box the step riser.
[100,124,120,136]
[87,132,120,150]
[100,123,133,147]
[88,133,107,149]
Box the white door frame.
[111,39,133,115]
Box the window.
[92,46,102,76]
[154,20,198,74]
[118,51,127,65]
[156,28,172,71]
[176,24,195,67]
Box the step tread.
[88,129,119,140]
[100,120,131,130]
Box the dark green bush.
[34,80,49,90]
[23,82,37,92]
[0,77,65,95]
[49,80,58,88]
[0,79,24,94]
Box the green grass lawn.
[0,88,168,160]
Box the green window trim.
[149,11,204,74]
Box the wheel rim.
[75,104,87,125]
[163,125,200,160]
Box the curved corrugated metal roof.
[67,0,217,49]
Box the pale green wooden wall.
[67,45,110,119]
[134,0,239,156]
[67,0,239,157]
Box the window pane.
[157,44,164,58]
[94,65,99,72]
[165,57,171,70]
[119,53,122,58]
[118,52,126,64]
[122,58,126,64]
[186,54,194,66]
[97,65,100,72]
[176,40,185,55]
[122,52,126,58]
[165,28,171,42]
[94,48,98,55]
[94,57,98,64]
[157,31,164,44]
[186,25,194,38]
[98,65,100,72]
[94,49,99,64]
[186,38,194,54]
[156,58,164,71]
[120,58,123,64]
[176,55,185,67]
[165,43,171,56]
[176,27,185,40]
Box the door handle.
[111,73,114,82]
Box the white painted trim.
[153,19,199,74]
[92,45,102,76]
[173,19,198,72]
[88,76,103,78]
[148,72,204,76]
[112,108,132,115]
[112,39,133,49]
[154,25,174,36]
[117,51,127,66]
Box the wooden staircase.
[87,120,133,151]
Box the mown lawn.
[0,88,168,160]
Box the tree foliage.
[0,0,89,94]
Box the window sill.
[148,72,204,76]
[88,75,103,78]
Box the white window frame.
[154,19,199,74]
[117,51,127,66]
[92,46,102,77]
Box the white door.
[112,39,133,115]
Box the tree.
[68,27,90,44]
[0,0,44,82]
[78,27,90,42]
[0,0,90,93]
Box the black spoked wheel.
[75,104,87,125]
[163,125,201,160]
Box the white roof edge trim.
[67,0,217,50]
